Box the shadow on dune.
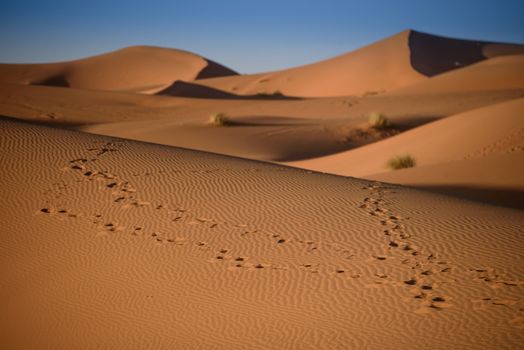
[0,115,86,129]
[195,60,238,79]
[30,75,70,88]
[157,80,301,100]
[214,115,314,127]
[408,30,524,77]
[412,184,524,210]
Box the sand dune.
[391,54,524,94]
[290,99,524,208]
[1,31,522,100]
[196,30,424,97]
[0,46,237,93]
[291,99,524,175]
[1,117,523,349]
[197,30,524,97]
[2,82,522,164]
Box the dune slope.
[0,46,237,93]
[1,117,524,349]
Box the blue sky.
[1,0,523,73]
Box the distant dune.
[1,30,522,99]
[196,30,524,97]
[0,46,238,93]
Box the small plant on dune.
[387,154,416,170]
[368,112,391,130]
[209,112,232,127]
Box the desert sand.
[1,30,524,349]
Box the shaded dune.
[157,80,242,99]
[32,74,70,88]
[195,59,241,80]
[409,30,524,76]
[157,80,300,100]
[409,185,524,211]
[391,54,524,94]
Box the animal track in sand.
[47,142,329,274]
[362,183,453,312]
[362,182,524,321]
[468,267,524,324]
[48,145,517,297]
[44,149,385,280]
[39,207,79,218]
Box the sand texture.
[1,118,524,349]
[1,29,524,349]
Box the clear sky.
[1,0,523,73]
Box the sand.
[1,118,523,349]
[1,29,524,349]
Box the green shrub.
[209,112,231,127]
[387,154,416,170]
[368,112,391,130]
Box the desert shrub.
[209,112,231,126]
[256,90,285,98]
[387,154,416,170]
[368,112,391,130]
